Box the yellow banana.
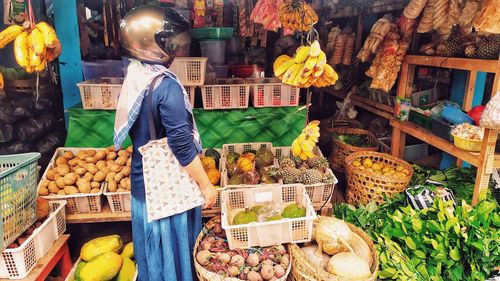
[29,28,45,56]
[291,65,306,86]
[303,149,315,159]
[306,120,320,129]
[309,40,321,57]
[0,72,4,89]
[273,54,291,73]
[284,63,302,85]
[323,64,338,80]
[291,139,302,156]
[36,22,58,48]
[313,65,325,78]
[300,139,314,152]
[0,25,24,48]
[275,58,295,77]
[14,31,30,68]
[29,47,43,67]
[25,66,34,73]
[304,56,318,71]
[316,51,326,68]
[294,46,310,64]
[301,68,313,78]
[299,151,308,161]
[34,59,47,72]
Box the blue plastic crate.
[0,153,40,251]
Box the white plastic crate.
[273,147,337,204]
[201,148,224,209]
[201,78,250,110]
[0,153,40,252]
[169,57,208,86]
[184,86,196,108]
[38,148,104,215]
[221,184,315,249]
[248,78,300,108]
[103,184,131,213]
[65,257,138,281]
[77,77,123,110]
[0,200,66,279]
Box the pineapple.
[269,167,303,184]
[436,27,464,57]
[464,44,476,58]
[307,156,329,171]
[280,158,296,169]
[301,169,325,185]
[477,35,500,60]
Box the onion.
[228,266,240,277]
[247,253,260,267]
[300,245,330,270]
[248,271,263,281]
[279,254,289,269]
[231,255,245,267]
[262,259,273,266]
[200,240,212,251]
[206,236,216,244]
[219,253,231,264]
[274,265,285,278]
[261,264,275,280]
[275,245,286,255]
[314,217,353,256]
[196,250,214,266]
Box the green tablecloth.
[66,106,307,148]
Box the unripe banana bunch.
[0,22,61,73]
[291,120,320,160]
[273,40,339,89]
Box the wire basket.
[0,200,66,279]
[345,151,413,205]
[0,153,40,252]
[330,128,380,173]
[169,57,208,86]
[221,184,316,249]
[248,78,300,108]
[201,78,250,110]
[38,148,104,214]
[77,77,123,110]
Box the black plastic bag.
[34,98,52,113]
[38,113,56,132]
[2,141,32,154]
[0,123,14,143]
[11,97,35,118]
[0,100,18,124]
[36,133,64,155]
[16,118,45,141]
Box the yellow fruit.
[79,252,123,281]
[312,65,325,78]
[309,40,321,57]
[401,169,411,176]
[291,65,306,86]
[365,167,374,173]
[382,166,392,173]
[291,139,302,156]
[0,25,24,48]
[29,28,45,56]
[14,31,29,68]
[395,165,404,172]
[29,47,43,67]
[283,63,302,85]
[34,59,46,72]
[121,242,134,259]
[352,160,361,167]
[372,163,382,171]
[304,56,318,71]
[303,149,315,159]
[299,138,314,152]
[0,72,3,89]
[299,151,308,160]
[316,51,327,68]
[36,22,58,48]
[80,235,123,262]
[362,158,373,168]
[323,64,338,80]
[273,54,291,73]
[116,257,136,281]
[357,165,365,171]
[274,58,295,77]
[302,68,313,78]
[294,46,310,63]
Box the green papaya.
[120,242,134,259]
[74,261,87,281]
[204,149,221,164]
[115,257,136,281]
[80,235,123,262]
[79,252,123,281]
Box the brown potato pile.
[38,146,133,196]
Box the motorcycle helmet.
[120,5,190,65]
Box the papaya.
[79,252,123,281]
[74,261,86,281]
[80,235,122,262]
[120,242,134,259]
[115,257,136,281]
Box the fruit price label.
[254,192,273,203]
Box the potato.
[106,172,117,182]
[100,166,110,174]
[77,181,91,193]
[77,160,87,167]
[106,160,115,167]
[110,164,122,173]
[55,165,70,176]
[48,182,59,194]
[116,188,126,192]
[114,173,124,183]
[121,167,131,177]
[54,174,62,180]
[38,187,49,196]
[95,151,106,161]
[55,178,66,189]
[63,173,77,186]
[115,156,128,166]
[56,156,68,166]
[106,146,115,152]
[63,151,75,159]
[86,149,96,156]
[126,158,132,167]
[75,167,87,176]
[93,171,106,182]
[68,158,78,167]
[90,182,101,189]
[91,188,100,193]
[126,145,133,154]
[96,160,107,170]
[85,156,97,164]
[106,152,117,161]
[64,186,78,195]
[120,178,131,190]
[83,172,94,181]
[40,179,50,189]
[108,180,118,192]
[76,151,88,160]
[84,163,99,175]
[46,169,56,181]
[118,150,130,158]
[57,190,66,196]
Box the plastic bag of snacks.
[480,91,500,130]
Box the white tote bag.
[138,76,205,222]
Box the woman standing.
[114,6,217,281]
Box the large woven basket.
[344,151,413,205]
[289,221,379,281]
[193,217,292,281]
[330,128,379,173]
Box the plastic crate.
[0,153,40,252]
[103,184,131,213]
[65,257,138,281]
[431,117,454,142]
[184,86,196,108]
[169,57,208,86]
[273,147,337,205]
[221,184,316,249]
[76,77,123,110]
[191,27,234,40]
[409,109,432,130]
[0,200,66,279]
[38,148,104,215]
[248,78,300,108]
[201,79,250,110]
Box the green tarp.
[66,106,307,148]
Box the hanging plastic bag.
[0,123,14,143]
[16,118,45,141]
[480,92,500,130]
[11,97,34,118]
[0,100,18,124]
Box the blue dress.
[129,77,202,281]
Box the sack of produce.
[480,92,500,130]
[405,184,456,210]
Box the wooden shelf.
[404,55,498,73]
[324,89,394,119]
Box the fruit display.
[350,157,412,179]
[231,202,306,225]
[273,41,338,88]
[201,148,222,186]
[357,17,394,63]
[290,120,320,160]
[195,218,290,280]
[0,22,61,73]
[224,148,278,186]
[71,235,136,281]
[38,146,133,196]
[278,0,318,32]
[272,154,334,185]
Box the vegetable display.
[350,157,411,179]
[224,148,278,186]
[333,133,371,147]
[231,202,306,225]
[451,123,483,141]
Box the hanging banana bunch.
[291,120,320,160]
[273,40,339,88]
[279,0,318,32]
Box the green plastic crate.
[0,153,40,251]
[191,27,234,40]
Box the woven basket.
[344,151,413,205]
[4,78,49,96]
[289,221,378,281]
[194,217,291,281]
[330,128,379,173]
